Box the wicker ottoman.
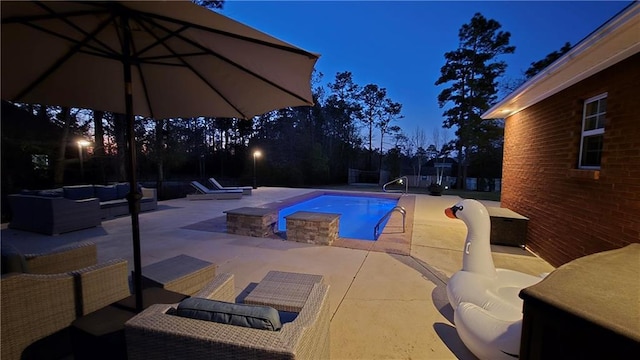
[486,207,528,248]
[244,270,324,312]
[138,255,216,296]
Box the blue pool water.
[278,195,398,241]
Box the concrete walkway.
[1,187,555,359]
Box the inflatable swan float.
[445,199,544,360]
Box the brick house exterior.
[483,3,640,267]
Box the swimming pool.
[277,194,399,241]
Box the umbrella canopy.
[2,1,319,119]
[1,0,319,311]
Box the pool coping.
[259,190,415,255]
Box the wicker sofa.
[0,242,131,360]
[8,183,157,235]
[125,273,331,360]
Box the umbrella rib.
[18,21,120,61]
[132,7,317,59]
[133,16,249,119]
[4,1,320,62]
[38,2,125,56]
[138,15,314,112]
[132,23,191,60]
[13,12,118,102]
[201,49,315,108]
[6,2,124,61]
[1,6,106,24]
[126,21,156,119]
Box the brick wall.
[502,53,640,267]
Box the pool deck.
[1,186,555,359]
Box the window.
[579,93,606,169]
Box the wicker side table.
[244,270,324,312]
[137,254,216,296]
[486,207,528,248]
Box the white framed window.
[579,93,606,169]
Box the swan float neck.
[446,200,496,278]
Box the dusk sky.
[224,1,632,148]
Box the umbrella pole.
[126,103,143,313]
[121,14,144,312]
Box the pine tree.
[435,13,514,189]
[524,42,572,79]
[358,84,387,169]
[193,0,225,10]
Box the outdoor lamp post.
[77,140,90,182]
[253,150,262,189]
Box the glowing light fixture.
[253,150,262,189]
[77,140,91,182]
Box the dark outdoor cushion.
[94,185,118,202]
[174,298,282,331]
[63,185,95,200]
[38,188,63,198]
[115,183,130,199]
[115,183,144,199]
[99,199,128,208]
[19,189,40,196]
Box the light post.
[199,154,205,179]
[253,150,261,189]
[77,140,90,182]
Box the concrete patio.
[1,186,555,360]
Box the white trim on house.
[482,2,640,120]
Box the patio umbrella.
[1,0,319,311]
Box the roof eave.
[482,2,640,120]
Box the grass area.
[313,183,501,202]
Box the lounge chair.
[187,181,243,200]
[125,273,330,360]
[208,177,252,195]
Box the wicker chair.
[125,273,331,360]
[0,242,131,360]
[23,241,98,274]
[1,241,98,275]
